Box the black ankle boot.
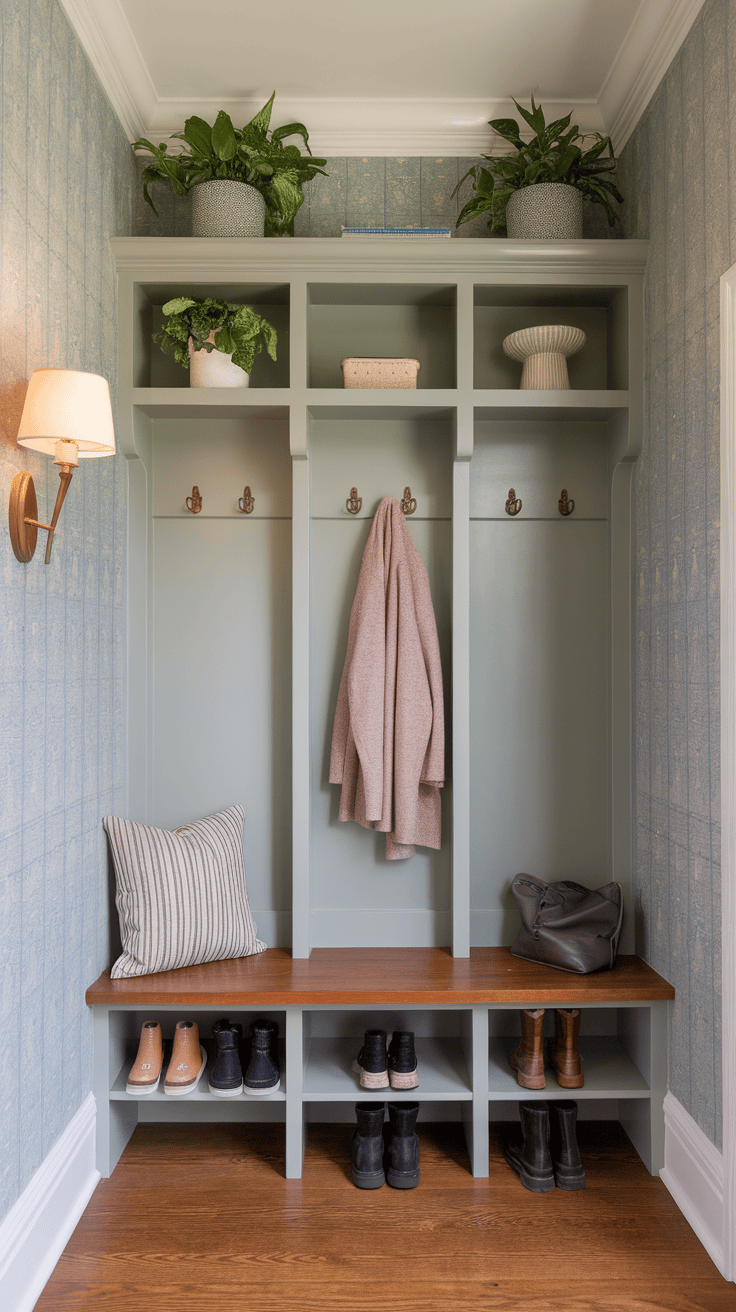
[351,1102,386,1189]
[388,1031,419,1089]
[384,1101,420,1189]
[503,1102,555,1193]
[352,1029,388,1089]
[550,1100,586,1190]
[244,1018,280,1095]
[208,1017,243,1097]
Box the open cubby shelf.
[98,236,666,1182]
[88,948,673,1178]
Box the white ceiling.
[61,0,706,155]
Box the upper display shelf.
[118,238,647,399]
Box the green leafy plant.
[155,297,278,375]
[133,93,328,236]
[453,97,623,234]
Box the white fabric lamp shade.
[16,369,116,458]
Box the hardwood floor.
[37,1120,734,1312]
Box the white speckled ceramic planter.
[502,324,586,389]
[188,334,250,388]
[505,183,583,239]
[191,180,266,237]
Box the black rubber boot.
[384,1101,420,1189]
[352,1029,389,1089]
[503,1102,555,1193]
[244,1018,280,1094]
[351,1103,386,1189]
[208,1017,243,1097]
[550,1100,586,1190]
[388,1031,419,1089]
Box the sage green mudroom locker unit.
[92,235,674,1181]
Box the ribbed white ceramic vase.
[188,334,250,388]
[502,325,586,389]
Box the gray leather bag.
[510,874,624,974]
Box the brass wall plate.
[9,472,38,562]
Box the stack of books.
[341,226,452,239]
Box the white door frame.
[719,266,736,1281]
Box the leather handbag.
[510,874,624,974]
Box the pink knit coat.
[329,496,445,859]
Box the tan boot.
[509,1008,546,1089]
[549,1008,584,1088]
[164,1020,207,1096]
[126,1021,164,1096]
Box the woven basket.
[341,358,420,389]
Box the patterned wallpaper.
[132,154,615,239]
[0,0,134,1223]
[618,0,725,1149]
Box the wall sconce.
[9,369,116,564]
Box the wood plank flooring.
[37,1121,734,1312]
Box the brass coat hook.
[186,486,202,514]
[400,486,417,515]
[505,488,522,516]
[346,487,362,514]
[238,486,255,514]
[559,489,574,516]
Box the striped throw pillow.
[103,805,266,978]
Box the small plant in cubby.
[155,296,278,388]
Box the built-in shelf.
[131,388,289,418]
[303,1037,472,1101]
[111,1065,287,1103]
[489,1037,650,1101]
[473,390,630,421]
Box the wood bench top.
[86,948,675,1007]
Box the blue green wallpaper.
[619,0,724,1149]
[0,0,134,1223]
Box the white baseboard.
[660,1091,726,1277]
[0,1094,99,1312]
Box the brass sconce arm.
[14,464,75,564]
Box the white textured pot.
[188,334,250,388]
[502,325,586,389]
[191,180,266,237]
[505,183,583,240]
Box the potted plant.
[155,297,278,388]
[453,97,622,239]
[133,92,328,237]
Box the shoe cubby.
[472,284,628,391]
[301,1009,473,1103]
[102,236,667,1182]
[307,282,457,389]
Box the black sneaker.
[388,1030,419,1089]
[351,1029,389,1089]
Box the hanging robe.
[329,496,445,860]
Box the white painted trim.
[720,266,736,1283]
[57,0,155,140]
[661,1092,725,1274]
[141,97,606,158]
[0,1094,99,1312]
[603,0,707,154]
[58,0,700,155]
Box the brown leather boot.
[126,1021,163,1096]
[164,1020,207,1096]
[548,1008,584,1088]
[509,1008,546,1089]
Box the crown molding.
[601,0,707,154]
[62,0,702,157]
[129,96,607,158]
[57,0,156,140]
